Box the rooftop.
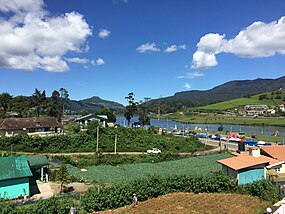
[260,146,285,162]
[0,155,32,181]
[217,153,281,171]
[0,117,61,131]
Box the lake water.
[116,115,285,137]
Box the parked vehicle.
[257,141,271,146]
[245,139,258,146]
[195,133,207,138]
[210,134,221,141]
[147,148,161,154]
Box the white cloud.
[192,16,285,69]
[96,58,105,66]
[98,29,110,39]
[184,83,191,90]
[0,0,92,72]
[136,42,160,53]
[65,57,89,64]
[164,44,186,53]
[177,72,205,79]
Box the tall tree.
[59,88,69,117]
[96,107,116,123]
[0,92,12,116]
[138,97,151,127]
[56,164,70,194]
[124,92,137,127]
[32,88,46,117]
[10,96,31,117]
[47,90,60,119]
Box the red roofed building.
[217,147,284,184]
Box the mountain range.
[62,76,285,114]
[64,96,125,114]
[147,76,285,112]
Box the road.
[199,138,250,151]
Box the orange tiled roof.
[217,155,280,171]
[260,146,285,162]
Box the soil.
[97,192,271,214]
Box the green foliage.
[56,164,71,193]
[0,126,211,153]
[68,123,81,133]
[96,107,116,123]
[82,173,236,212]
[237,179,282,203]
[0,197,81,214]
[53,153,195,168]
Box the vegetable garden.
[67,153,232,184]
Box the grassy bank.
[168,113,285,127]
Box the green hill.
[148,76,285,112]
[194,89,285,111]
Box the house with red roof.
[217,147,284,184]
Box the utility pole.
[96,125,99,153]
[157,105,160,130]
[114,134,117,154]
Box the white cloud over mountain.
[0,0,92,72]
[192,16,285,69]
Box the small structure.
[0,155,32,199]
[217,148,283,184]
[0,117,61,137]
[27,156,49,182]
[75,114,108,127]
[279,104,285,112]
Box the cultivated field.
[99,192,271,214]
[67,153,232,184]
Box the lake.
[116,115,285,137]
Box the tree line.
[0,88,69,121]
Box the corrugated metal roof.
[0,155,32,181]
[27,156,49,168]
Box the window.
[275,168,281,172]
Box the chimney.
[249,147,260,157]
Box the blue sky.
[0,0,285,105]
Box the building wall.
[222,165,238,180]
[0,177,29,199]
[238,168,265,184]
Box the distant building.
[244,105,268,116]
[217,147,283,184]
[75,114,108,127]
[0,117,61,137]
[279,104,285,112]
